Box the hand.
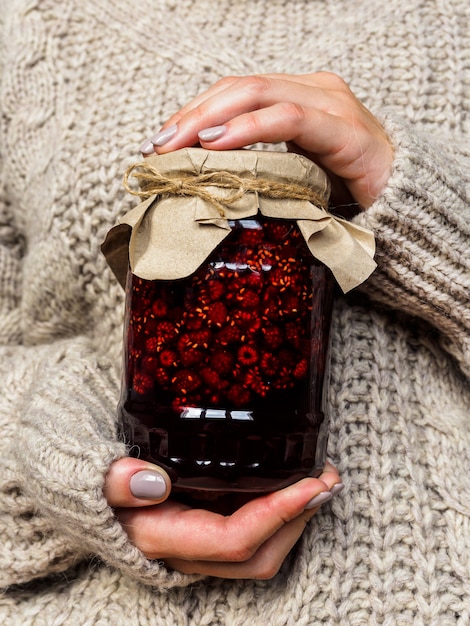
[140,72,393,210]
[104,457,343,579]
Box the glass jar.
[118,214,334,494]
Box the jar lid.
[102,148,376,292]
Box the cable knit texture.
[0,0,469,624]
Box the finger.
[154,75,343,154]
[160,73,324,130]
[103,457,172,507]
[165,509,314,579]
[116,475,333,561]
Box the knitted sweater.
[1,0,469,624]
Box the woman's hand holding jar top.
[140,72,394,209]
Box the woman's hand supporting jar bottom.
[105,71,392,579]
[104,457,342,579]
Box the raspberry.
[293,358,309,380]
[264,222,292,242]
[151,298,168,318]
[132,372,153,395]
[244,367,268,397]
[200,367,221,388]
[227,384,251,407]
[180,349,204,367]
[237,289,260,310]
[160,349,178,368]
[237,227,264,246]
[216,324,242,346]
[273,367,295,391]
[237,344,259,367]
[260,352,279,377]
[155,367,170,387]
[285,322,302,348]
[142,355,159,373]
[280,293,300,318]
[270,267,291,289]
[189,330,211,349]
[210,350,234,374]
[261,287,282,321]
[184,315,204,331]
[204,280,226,302]
[205,302,228,327]
[145,337,159,354]
[242,270,263,290]
[262,325,283,350]
[232,309,261,334]
[172,370,202,395]
[155,321,178,343]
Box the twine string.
[123,161,328,218]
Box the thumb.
[104,456,172,507]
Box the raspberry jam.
[119,216,334,494]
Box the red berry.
[237,344,259,367]
[227,384,251,407]
[160,349,178,368]
[210,350,234,374]
[171,370,201,395]
[204,280,226,301]
[180,349,204,367]
[262,325,283,350]
[273,367,295,391]
[185,315,204,331]
[242,270,263,290]
[155,367,170,387]
[151,299,168,318]
[132,372,153,395]
[264,222,292,242]
[244,367,268,397]
[205,302,228,327]
[200,367,221,388]
[155,321,178,343]
[279,294,302,319]
[145,337,159,354]
[189,330,211,349]
[285,322,302,349]
[232,309,262,334]
[237,227,264,246]
[216,324,242,345]
[260,352,279,377]
[142,355,159,373]
[237,289,260,310]
[293,358,309,379]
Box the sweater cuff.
[13,340,203,589]
[354,115,470,376]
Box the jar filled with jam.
[102,148,376,496]
[120,216,334,493]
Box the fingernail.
[304,491,333,510]
[330,482,345,497]
[150,124,178,147]
[140,139,155,155]
[198,125,227,142]
[129,470,167,500]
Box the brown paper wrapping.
[102,148,376,293]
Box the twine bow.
[123,162,329,218]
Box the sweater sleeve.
[354,115,470,377]
[0,340,203,590]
